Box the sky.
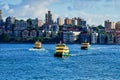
[0,0,120,25]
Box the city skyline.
[0,0,120,25]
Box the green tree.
[35,25,39,31]
[97,25,105,29]
[0,34,11,42]
[20,19,25,22]
[4,34,11,42]
[14,37,21,42]
[27,18,33,30]
[35,37,44,42]
[27,18,32,26]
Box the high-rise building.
[32,18,38,28]
[63,31,80,43]
[5,16,16,35]
[115,21,120,30]
[91,32,98,44]
[0,28,2,35]
[51,23,59,31]
[64,17,71,25]
[5,17,15,31]
[42,24,51,31]
[0,10,3,27]
[98,29,106,44]
[104,20,115,29]
[14,20,29,37]
[0,10,4,35]
[80,20,86,26]
[14,20,29,30]
[115,21,120,44]
[77,18,86,26]
[45,11,53,25]
[0,10,2,20]
[57,17,63,26]
[38,19,43,27]
[71,18,78,26]
[51,23,59,38]
[106,31,115,44]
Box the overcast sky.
[0,0,120,25]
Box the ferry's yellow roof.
[82,42,89,44]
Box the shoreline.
[0,42,119,45]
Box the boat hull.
[81,46,90,50]
[33,47,42,49]
[54,52,69,57]
[81,42,90,50]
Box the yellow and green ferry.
[33,41,42,49]
[54,43,70,57]
[81,42,90,50]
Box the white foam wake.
[29,48,46,51]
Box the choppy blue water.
[0,44,120,80]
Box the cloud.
[8,9,14,14]
[24,5,30,9]
[2,4,14,14]
[64,10,119,25]
[0,0,58,20]
[78,11,120,25]
[0,0,22,19]
[9,0,58,20]
[67,0,120,11]
[0,0,119,25]
[3,4,9,10]
[67,6,72,11]
[0,0,22,5]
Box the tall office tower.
[0,10,2,20]
[78,19,86,26]
[5,16,15,31]
[115,21,120,30]
[64,17,71,25]
[45,11,53,25]
[0,10,3,26]
[115,21,120,44]
[38,19,43,27]
[104,20,115,29]
[57,17,63,26]
[71,18,78,26]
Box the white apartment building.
[91,32,98,44]
[63,31,80,43]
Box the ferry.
[54,42,70,57]
[33,41,42,49]
[81,42,90,50]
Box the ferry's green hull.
[54,52,70,57]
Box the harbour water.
[0,44,120,80]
